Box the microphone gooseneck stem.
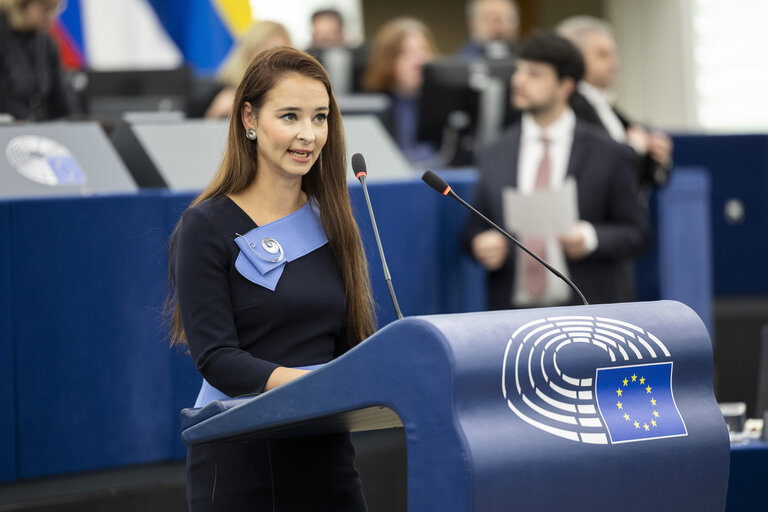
[449,190,589,307]
[359,175,404,319]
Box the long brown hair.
[167,47,376,348]
[362,17,437,93]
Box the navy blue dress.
[174,196,367,511]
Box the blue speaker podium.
[181,301,729,511]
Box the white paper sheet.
[502,178,579,237]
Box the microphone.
[421,170,589,306]
[352,153,404,319]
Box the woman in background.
[194,20,291,119]
[169,47,375,511]
[0,0,78,120]
[363,17,437,163]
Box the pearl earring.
[246,128,257,140]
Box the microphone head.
[421,170,452,196]
[351,153,367,179]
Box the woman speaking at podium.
[168,47,376,511]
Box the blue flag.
[146,0,235,75]
[595,362,687,443]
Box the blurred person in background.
[459,0,519,59]
[305,8,368,95]
[190,20,291,119]
[464,32,649,310]
[363,17,436,163]
[557,16,673,193]
[308,8,345,49]
[0,0,79,120]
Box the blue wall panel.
[673,134,768,295]
[657,168,713,334]
[10,193,175,478]
[433,170,487,314]
[350,179,442,326]
[348,173,486,328]
[0,203,17,482]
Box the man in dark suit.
[557,16,673,192]
[464,32,650,309]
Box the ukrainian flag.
[147,0,254,74]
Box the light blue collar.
[234,200,328,291]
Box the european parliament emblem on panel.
[5,135,88,186]
[501,316,687,444]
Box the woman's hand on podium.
[264,366,311,391]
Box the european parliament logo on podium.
[502,315,688,445]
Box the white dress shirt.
[517,108,575,193]
[578,81,648,159]
[510,108,597,306]
[578,81,627,143]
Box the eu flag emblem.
[595,362,687,443]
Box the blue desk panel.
[726,441,768,511]
[0,202,17,481]
[432,170,487,314]
[350,180,441,325]
[349,172,484,325]
[0,169,714,481]
[10,193,177,478]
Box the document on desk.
[502,178,578,237]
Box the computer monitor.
[307,44,369,95]
[82,67,192,128]
[417,57,520,165]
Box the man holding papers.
[464,32,649,309]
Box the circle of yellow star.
[622,378,629,386]
[645,385,652,394]
[631,374,637,382]
[616,388,623,397]
[650,398,657,406]
[634,421,640,429]
[651,419,657,427]
[643,423,650,431]
[624,413,630,421]
[653,410,660,418]
[616,401,623,409]
[639,376,646,384]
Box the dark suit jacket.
[570,91,671,189]
[463,120,651,309]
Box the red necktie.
[521,137,550,300]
